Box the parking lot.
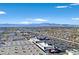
[0,39,45,55]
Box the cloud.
[0,11,6,15]
[72,18,79,20]
[55,6,69,8]
[20,21,32,24]
[34,18,47,22]
[19,18,48,24]
[70,3,79,6]
[55,3,79,9]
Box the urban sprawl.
[0,27,79,55]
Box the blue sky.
[0,3,79,25]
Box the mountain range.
[0,23,79,27]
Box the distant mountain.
[0,23,79,27]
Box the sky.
[0,3,79,25]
